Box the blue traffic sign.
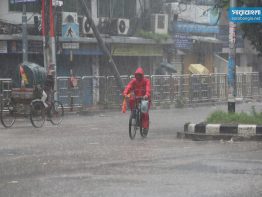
[62,23,79,39]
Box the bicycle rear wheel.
[0,100,16,128]
[129,110,137,140]
[50,101,64,125]
[30,101,45,128]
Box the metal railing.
[0,78,12,104]
[105,75,130,107]
[151,74,228,105]
[209,74,227,102]
[57,76,82,109]
[151,75,172,104]
[1,73,261,110]
[82,76,107,106]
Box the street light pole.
[22,2,28,62]
[228,0,237,113]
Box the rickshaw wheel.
[30,101,45,128]
[0,100,16,128]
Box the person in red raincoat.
[123,67,151,132]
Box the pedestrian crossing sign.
[62,23,79,39]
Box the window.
[63,0,77,12]
[9,0,41,13]
[124,0,136,18]
[62,0,91,15]
[111,0,124,18]
[97,0,136,18]
[97,0,110,17]
[78,0,91,16]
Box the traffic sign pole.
[227,0,237,113]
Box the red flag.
[121,94,130,113]
[19,65,29,85]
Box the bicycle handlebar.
[134,96,145,99]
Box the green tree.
[240,0,262,55]
[220,0,262,54]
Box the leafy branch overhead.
[220,0,262,55]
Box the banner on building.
[173,22,219,34]
[62,43,79,49]
[62,44,103,56]
[177,4,220,25]
[111,44,163,56]
[174,34,193,49]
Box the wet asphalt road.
[0,103,262,197]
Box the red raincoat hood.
[134,67,144,77]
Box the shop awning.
[111,44,163,57]
[191,36,223,44]
[188,64,209,74]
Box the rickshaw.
[0,62,64,128]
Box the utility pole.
[228,0,237,113]
[49,0,57,96]
[42,0,58,98]
[42,0,56,70]
[79,0,124,91]
[22,2,28,62]
[41,0,47,69]
[49,0,56,69]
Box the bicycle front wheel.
[30,101,45,128]
[50,101,64,125]
[140,113,148,138]
[0,100,16,128]
[129,110,136,140]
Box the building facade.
[1,0,258,105]
[0,0,172,79]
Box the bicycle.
[0,98,16,128]
[128,96,149,140]
[30,99,64,128]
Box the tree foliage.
[221,0,262,54]
[240,0,262,55]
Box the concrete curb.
[177,123,262,141]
